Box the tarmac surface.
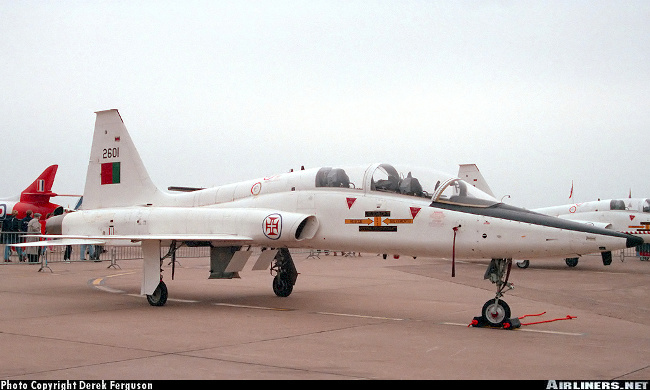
[0,250,649,380]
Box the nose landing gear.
[471,258,521,330]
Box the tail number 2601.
[103,147,119,159]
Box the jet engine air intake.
[45,214,65,235]
[294,215,319,241]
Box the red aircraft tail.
[19,165,58,204]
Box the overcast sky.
[1,0,648,209]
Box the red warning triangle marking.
[410,207,421,219]
[346,198,357,209]
[630,215,636,221]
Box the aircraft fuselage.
[50,164,640,260]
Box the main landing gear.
[471,258,521,330]
[271,248,298,297]
[147,280,168,306]
[143,244,299,307]
[145,241,180,307]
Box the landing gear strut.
[271,248,298,297]
[472,258,520,329]
[145,241,181,307]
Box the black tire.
[565,258,579,267]
[273,274,293,297]
[146,281,168,306]
[481,298,511,326]
[516,260,530,269]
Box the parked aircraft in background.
[0,165,66,220]
[18,110,643,329]
[458,164,495,198]
[524,198,650,267]
[456,164,650,268]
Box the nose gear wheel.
[470,258,521,329]
[481,298,510,326]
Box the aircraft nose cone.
[627,235,644,248]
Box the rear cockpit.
[315,167,352,188]
[313,163,499,208]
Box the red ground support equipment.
[470,311,577,330]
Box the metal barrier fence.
[0,231,213,271]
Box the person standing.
[17,210,33,262]
[25,213,42,263]
[2,210,19,262]
[79,243,95,260]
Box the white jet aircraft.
[457,164,650,268]
[526,198,650,267]
[24,110,643,329]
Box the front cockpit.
[313,163,499,208]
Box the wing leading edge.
[14,233,254,247]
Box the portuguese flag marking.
[101,162,121,185]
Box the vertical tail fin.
[81,109,164,210]
[19,165,58,203]
[458,164,495,198]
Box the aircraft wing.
[12,238,108,247]
[13,233,254,247]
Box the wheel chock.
[470,316,521,330]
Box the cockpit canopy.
[315,167,350,188]
[611,198,650,213]
[314,163,499,208]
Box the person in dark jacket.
[2,210,19,262]
[15,210,32,262]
